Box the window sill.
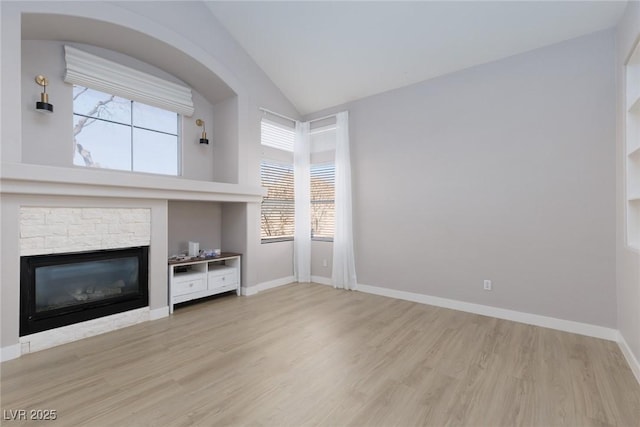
[312,237,334,243]
[261,237,294,244]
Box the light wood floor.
[2,283,639,426]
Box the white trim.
[356,283,618,341]
[1,344,21,362]
[259,107,296,125]
[618,331,640,385]
[149,306,170,321]
[242,276,295,296]
[309,112,338,124]
[242,286,259,296]
[65,45,194,116]
[19,307,150,354]
[311,275,332,286]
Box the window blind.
[64,45,194,116]
[311,163,335,240]
[261,161,295,241]
[261,119,295,152]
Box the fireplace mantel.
[0,162,266,203]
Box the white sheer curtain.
[332,111,357,290]
[294,121,311,283]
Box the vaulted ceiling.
[206,1,628,115]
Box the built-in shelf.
[626,42,640,251]
[0,163,266,202]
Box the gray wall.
[258,241,294,283]
[212,96,239,184]
[616,1,640,368]
[311,241,332,280]
[167,201,222,256]
[310,30,617,327]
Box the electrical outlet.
[322,259,328,267]
[483,280,492,291]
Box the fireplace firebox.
[20,246,149,336]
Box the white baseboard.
[150,306,169,321]
[311,275,332,286]
[1,343,21,362]
[356,283,618,341]
[243,275,330,296]
[618,331,640,385]
[243,276,295,296]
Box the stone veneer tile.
[19,207,151,255]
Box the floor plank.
[2,283,639,426]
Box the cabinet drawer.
[208,271,237,290]
[208,265,235,276]
[173,277,206,296]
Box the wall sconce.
[35,75,54,113]
[195,119,209,144]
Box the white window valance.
[64,45,194,116]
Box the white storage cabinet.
[168,253,241,313]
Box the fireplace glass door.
[35,257,139,312]
[21,246,149,336]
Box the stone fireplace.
[0,163,260,361]
[16,206,153,353]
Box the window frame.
[260,159,295,244]
[72,85,182,176]
[310,162,335,242]
[260,116,296,243]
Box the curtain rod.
[308,113,338,123]
[259,107,340,125]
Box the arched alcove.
[20,12,241,184]
[22,13,237,106]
